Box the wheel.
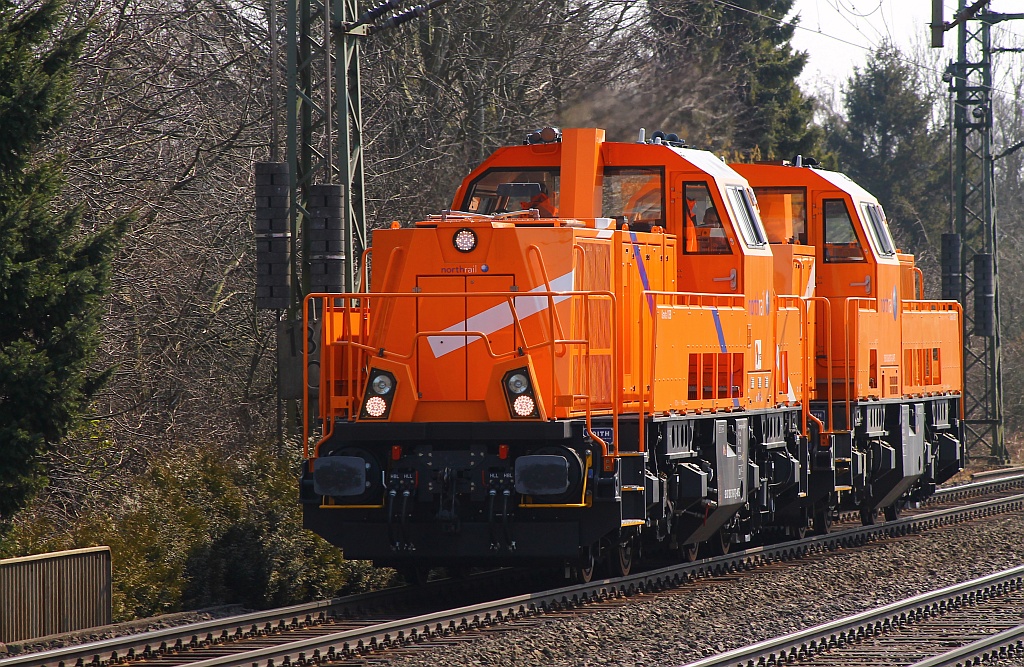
[683,542,700,562]
[813,506,833,535]
[860,506,877,526]
[571,545,597,583]
[883,503,900,521]
[608,537,635,578]
[710,528,732,556]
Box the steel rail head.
[675,563,1024,667]
[0,570,515,667]
[94,494,1024,667]
[908,623,1024,667]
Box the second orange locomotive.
[300,128,964,578]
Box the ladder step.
[621,485,644,492]
[621,519,645,528]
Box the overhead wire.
[829,0,882,19]
[705,0,1023,99]
[823,0,883,49]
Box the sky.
[786,0,1024,97]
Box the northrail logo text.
[441,265,488,274]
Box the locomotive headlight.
[507,373,530,395]
[453,228,477,253]
[364,396,387,418]
[371,374,393,395]
[513,394,536,417]
[361,369,397,420]
[502,367,539,419]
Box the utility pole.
[255,0,454,433]
[934,0,1023,462]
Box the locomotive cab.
[734,161,964,522]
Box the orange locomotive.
[299,128,964,577]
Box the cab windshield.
[460,168,560,216]
[752,186,807,244]
[601,167,664,227]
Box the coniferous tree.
[644,0,822,157]
[826,41,949,255]
[0,0,123,520]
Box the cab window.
[683,183,731,255]
[753,186,807,244]
[461,168,560,216]
[823,199,865,262]
[727,186,768,248]
[860,202,896,257]
[601,167,664,228]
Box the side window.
[822,199,865,263]
[860,202,896,256]
[727,186,768,247]
[602,167,664,228]
[752,186,807,244]
[682,183,731,255]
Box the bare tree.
[25,0,279,524]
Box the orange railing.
[842,297,964,428]
[638,292,834,441]
[843,297,875,428]
[637,291,746,451]
[807,296,834,434]
[302,289,619,464]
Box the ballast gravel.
[375,511,1024,667]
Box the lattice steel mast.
[935,0,1022,462]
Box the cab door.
[812,193,873,396]
[416,274,519,401]
[417,276,468,401]
[674,177,741,294]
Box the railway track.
[679,564,1024,667]
[3,475,1022,667]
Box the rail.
[808,296,834,434]
[4,486,1021,667]
[776,295,809,432]
[679,563,1024,667]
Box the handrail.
[579,293,616,463]
[359,247,372,292]
[843,297,857,429]
[776,295,808,434]
[912,266,925,299]
[807,297,834,433]
[302,289,619,465]
[844,296,877,429]
[314,290,610,362]
[571,243,587,288]
[526,244,571,357]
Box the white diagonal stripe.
[428,271,575,357]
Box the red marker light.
[498,444,509,460]
[391,445,402,460]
